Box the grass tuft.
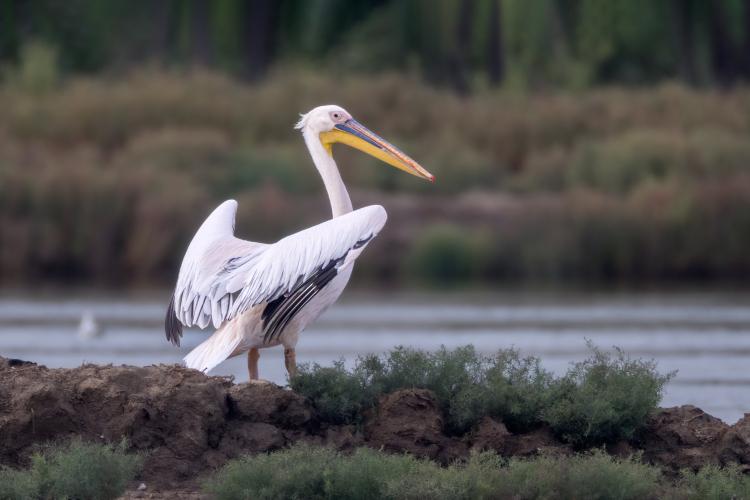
[677,464,750,500]
[0,439,142,500]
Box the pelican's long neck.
[303,128,353,218]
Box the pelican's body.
[165,105,433,379]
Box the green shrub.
[288,360,376,425]
[292,346,555,434]
[293,345,667,444]
[496,450,661,500]
[676,464,750,500]
[357,346,494,433]
[0,468,37,500]
[483,350,556,432]
[544,342,674,447]
[0,439,142,500]
[203,444,339,500]
[384,451,507,500]
[206,445,666,500]
[324,448,434,500]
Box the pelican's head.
[296,105,434,182]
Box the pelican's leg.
[248,348,260,380]
[284,347,297,378]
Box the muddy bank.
[1,357,748,491]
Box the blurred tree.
[3,0,750,90]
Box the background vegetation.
[1,1,749,288]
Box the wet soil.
[1,357,748,497]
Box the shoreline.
[2,356,748,496]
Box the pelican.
[165,105,433,380]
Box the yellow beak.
[319,119,434,182]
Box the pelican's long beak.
[320,119,434,182]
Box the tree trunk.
[742,0,750,79]
[708,1,738,86]
[243,0,279,80]
[451,0,475,94]
[189,0,212,65]
[487,0,505,85]
[672,0,697,84]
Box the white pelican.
[165,105,433,380]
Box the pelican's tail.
[183,322,243,373]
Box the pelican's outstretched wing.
[165,199,387,345]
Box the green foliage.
[323,448,434,500]
[496,450,660,500]
[0,439,142,500]
[288,360,377,425]
[544,342,674,447]
[2,40,60,94]
[567,130,750,194]
[406,225,489,286]
[483,350,556,432]
[293,346,555,434]
[292,345,667,443]
[0,468,37,500]
[203,445,339,500]
[383,452,508,500]
[206,445,667,500]
[676,464,750,500]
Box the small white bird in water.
[165,105,434,380]
[77,310,102,339]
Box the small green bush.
[544,342,674,447]
[356,345,491,432]
[203,445,339,500]
[0,439,142,500]
[324,448,434,500]
[483,350,556,432]
[676,464,750,500]
[288,360,376,425]
[205,445,666,500]
[384,452,507,500]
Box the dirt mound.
[1,357,749,492]
[634,405,730,473]
[365,388,466,463]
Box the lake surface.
[1,290,748,424]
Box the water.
[1,291,748,424]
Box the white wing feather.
[171,199,387,331]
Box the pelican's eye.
[330,111,345,123]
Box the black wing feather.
[165,296,183,347]
[262,260,340,344]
